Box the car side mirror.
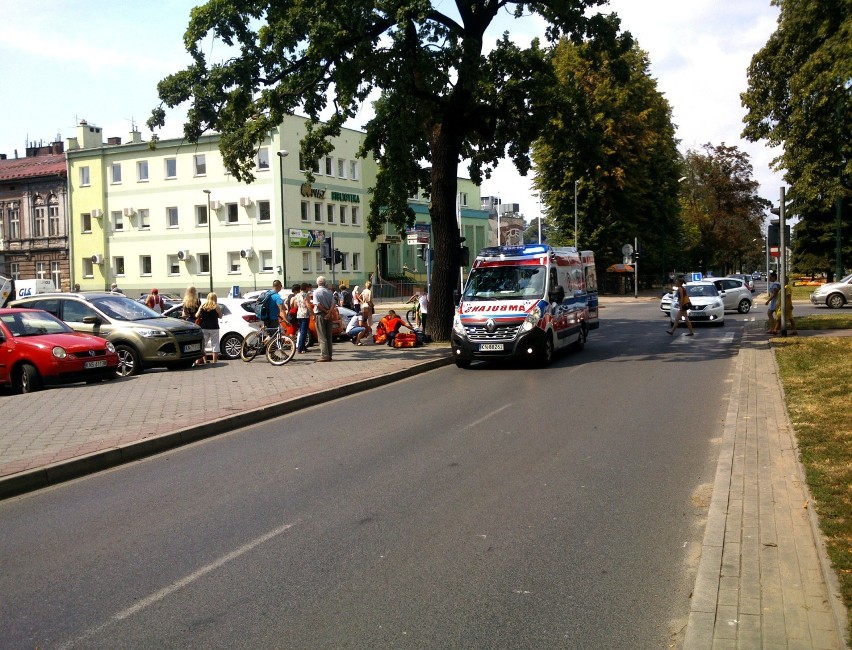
[82,315,100,325]
[550,286,565,303]
[453,289,460,306]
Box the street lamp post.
[574,180,578,248]
[202,189,213,294]
[277,150,289,285]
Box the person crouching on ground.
[346,312,367,345]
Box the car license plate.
[183,343,201,352]
[84,360,107,369]
[479,343,504,352]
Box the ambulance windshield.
[463,266,546,301]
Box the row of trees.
[149,0,832,340]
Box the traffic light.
[321,239,332,264]
[333,249,343,265]
[417,245,426,260]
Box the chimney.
[129,130,142,144]
[77,120,103,149]
[107,137,122,145]
[51,141,64,155]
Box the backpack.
[255,290,275,321]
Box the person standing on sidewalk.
[195,292,223,365]
[667,277,694,336]
[312,276,335,361]
[418,290,429,332]
[770,274,797,335]
[359,280,374,325]
[765,271,781,333]
[295,283,311,354]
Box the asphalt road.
[1,302,758,648]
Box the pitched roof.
[0,155,67,182]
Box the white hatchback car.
[670,281,725,326]
[163,298,260,360]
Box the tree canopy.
[679,144,768,274]
[531,35,682,280]
[741,0,851,276]
[148,0,621,340]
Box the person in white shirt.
[346,312,367,345]
[418,291,428,331]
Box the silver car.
[809,273,852,309]
[709,277,753,313]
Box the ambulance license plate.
[183,343,202,352]
[479,343,504,352]
[84,360,107,369]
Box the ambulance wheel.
[538,335,554,367]
[455,357,471,369]
[572,325,587,352]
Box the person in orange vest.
[374,309,404,345]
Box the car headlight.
[712,300,723,309]
[135,329,170,338]
[52,346,68,359]
[452,313,465,336]
[106,342,116,353]
[521,305,542,332]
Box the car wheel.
[220,333,243,360]
[454,357,471,369]
[16,363,42,394]
[538,334,554,367]
[737,298,752,314]
[115,344,141,377]
[826,293,846,309]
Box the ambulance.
[451,245,598,368]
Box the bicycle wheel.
[405,308,417,330]
[240,330,264,362]
[266,334,297,366]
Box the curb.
[0,355,454,501]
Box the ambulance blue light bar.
[477,245,551,257]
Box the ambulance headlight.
[452,313,465,336]
[521,306,541,332]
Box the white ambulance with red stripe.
[451,245,598,368]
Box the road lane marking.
[61,520,298,648]
[464,403,514,430]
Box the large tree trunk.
[426,122,463,342]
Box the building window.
[36,261,47,279]
[199,253,210,274]
[351,206,360,226]
[300,201,309,222]
[350,160,359,181]
[137,160,149,181]
[165,158,177,179]
[257,200,271,222]
[325,156,333,176]
[168,255,180,275]
[340,253,350,271]
[226,203,238,224]
[79,166,90,186]
[194,154,206,176]
[51,261,61,288]
[327,204,335,224]
[112,211,124,232]
[81,212,92,233]
[315,251,326,272]
[339,205,348,224]
[9,206,20,238]
[48,198,60,236]
[114,256,125,276]
[353,252,361,271]
[111,163,122,184]
[167,206,179,228]
[228,251,241,273]
[34,204,47,237]
[302,251,312,272]
[256,147,270,170]
[138,209,150,230]
[140,256,152,276]
[459,192,468,206]
[337,158,346,179]
[313,203,322,223]
[82,258,93,278]
[260,250,273,272]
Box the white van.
[451,245,599,368]
[12,279,57,300]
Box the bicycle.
[240,323,296,365]
[405,293,421,330]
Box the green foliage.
[742,0,852,274]
[148,0,618,340]
[679,144,769,274]
[531,36,682,277]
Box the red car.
[0,308,119,393]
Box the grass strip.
[774,337,852,642]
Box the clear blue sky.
[0,0,783,215]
